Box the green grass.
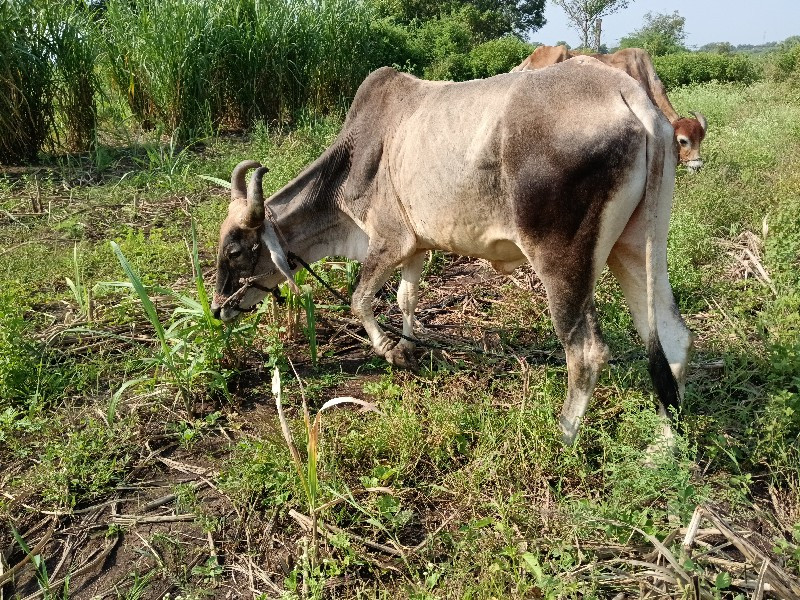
[1,80,799,598]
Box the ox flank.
[211,58,692,446]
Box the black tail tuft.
[647,335,681,419]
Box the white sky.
[532,0,800,48]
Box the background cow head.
[673,111,707,172]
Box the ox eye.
[228,247,242,259]
[678,138,689,146]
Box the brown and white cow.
[514,46,708,171]
[211,58,692,445]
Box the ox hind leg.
[530,255,611,446]
[607,206,692,437]
[351,236,423,369]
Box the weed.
[273,366,379,573]
[105,220,236,412]
[65,242,92,321]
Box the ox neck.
[263,140,367,264]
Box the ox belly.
[388,92,525,265]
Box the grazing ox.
[211,58,692,445]
[513,46,708,171]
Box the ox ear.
[245,166,300,293]
[690,111,707,133]
[238,165,270,230]
[260,223,301,294]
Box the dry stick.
[134,531,165,569]
[157,456,219,477]
[141,480,208,513]
[592,518,714,600]
[18,536,119,600]
[110,514,195,526]
[227,561,283,596]
[288,509,403,563]
[701,507,800,599]
[48,535,73,583]
[753,557,770,600]
[313,487,395,513]
[0,520,56,587]
[409,512,457,554]
[682,506,704,550]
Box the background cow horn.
[690,111,708,133]
[230,159,262,201]
[240,165,270,229]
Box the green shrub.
[469,36,535,78]
[411,9,475,80]
[764,39,800,86]
[367,17,421,72]
[653,52,760,90]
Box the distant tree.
[699,42,734,54]
[373,0,546,39]
[551,0,632,50]
[619,10,686,56]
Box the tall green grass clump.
[0,0,53,163]
[100,0,226,140]
[99,0,376,139]
[214,0,375,127]
[48,1,100,152]
[0,0,99,162]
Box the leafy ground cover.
[1,80,799,599]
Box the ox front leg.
[540,273,610,446]
[350,237,416,368]
[384,252,426,371]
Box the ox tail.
[639,105,682,419]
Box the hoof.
[559,416,579,447]
[385,344,419,372]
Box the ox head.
[210,160,300,321]
[673,111,707,172]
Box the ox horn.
[690,111,708,133]
[247,167,301,294]
[230,159,262,202]
[238,164,270,230]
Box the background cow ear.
[690,111,708,133]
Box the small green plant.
[106,220,233,413]
[329,259,360,298]
[283,269,319,367]
[272,367,379,568]
[9,524,52,595]
[65,242,92,321]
